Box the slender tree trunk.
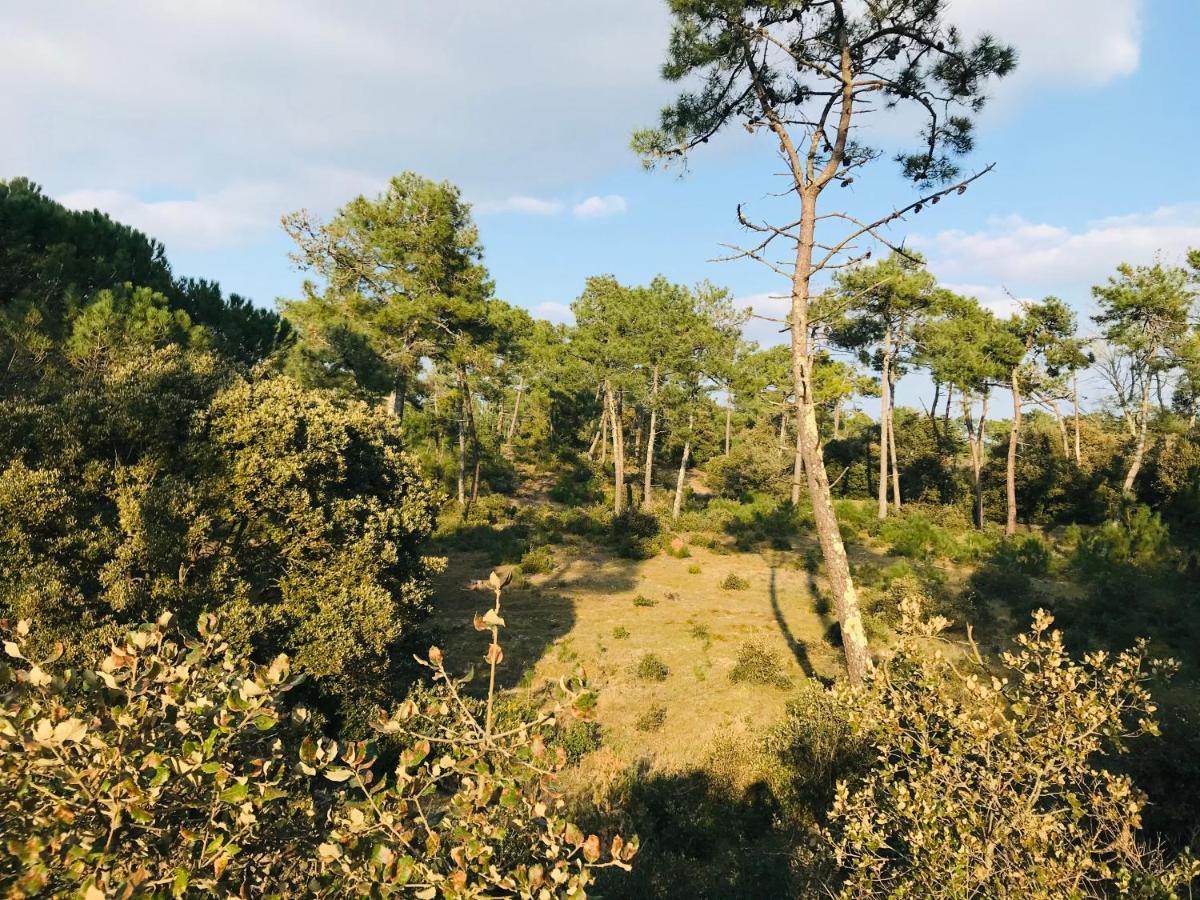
[1123,387,1150,494]
[1006,368,1022,537]
[888,377,901,511]
[506,386,523,441]
[791,190,870,686]
[877,340,892,520]
[791,406,805,505]
[1072,373,1082,465]
[606,385,624,515]
[963,392,988,529]
[1048,400,1069,457]
[724,397,733,455]
[672,412,693,521]
[599,409,609,465]
[387,370,408,420]
[456,383,467,506]
[832,399,842,439]
[642,365,659,509]
[777,408,788,458]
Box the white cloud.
[950,0,1143,89]
[531,301,574,325]
[476,195,564,216]
[733,292,792,348]
[913,204,1200,290]
[572,195,628,220]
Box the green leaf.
[219,782,249,804]
[172,868,189,897]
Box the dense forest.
[3,1,1200,898]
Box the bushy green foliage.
[703,423,792,500]
[0,355,440,727]
[612,625,631,640]
[827,602,1198,897]
[0,580,637,897]
[719,573,750,591]
[636,703,668,733]
[728,641,791,688]
[633,595,657,608]
[635,653,670,682]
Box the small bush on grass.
[635,703,668,733]
[688,564,702,574]
[729,641,792,688]
[635,653,670,682]
[612,626,631,639]
[560,720,603,763]
[519,544,556,575]
[633,594,657,608]
[720,573,750,591]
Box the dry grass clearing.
[427,538,846,774]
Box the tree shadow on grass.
[768,566,815,678]
[586,763,807,899]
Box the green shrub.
[729,641,792,688]
[635,653,670,682]
[612,625,631,639]
[720,573,750,591]
[688,564,702,575]
[636,703,668,733]
[0,591,636,896]
[633,594,657,608]
[827,602,1198,896]
[993,533,1053,576]
[548,460,605,506]
[519,544,556,575]
[560,719,604,763]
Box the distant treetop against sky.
[4,0,1197,353]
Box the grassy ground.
[428,540,844,773]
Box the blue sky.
[4,1,1198,407]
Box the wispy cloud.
[531,301,574,324]
[572,194,627,220]
[476,195,564,216]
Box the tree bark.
[888,376,901,511]
[791,190,871,685]
[456,381,467,506]
[724,397,733,455]
[777,408,788,458]
[1072,373,1082,465]
[672,412,693,521]
[1123,385,1150,494]
[877,336,892,520]
[1006,368,1022,537]
[832,399,842,439]
[606,385,625,515]
[642,365,659,509]
[963,391,988,529]
[506,386,523,442]
[790,406,805,505]
[387,370,407,420]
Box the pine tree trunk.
[1123,388,1150,494]
[387,370,407,420]
[1072,373,1082,465]
[778,409,788,458]
[724,399,732,455]
[506,386,523,441]
[791,406,804,505]
[607,385,624,516]
[642,365,659,509]
[888,378,901,511]
[672,413,693,521]
[963,392,987,529]
[877,340,891,520]
[1006,368,1022,537]
[599,410,609,465]
[791,190,870,686]
[833,399,842,439]
[456,384,467,506]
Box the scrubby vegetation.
[5,0,1200,894]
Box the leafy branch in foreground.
[827,600,1199,898]
[0,571,634,898]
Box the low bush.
[729,641,792,688]
[633,595,657,608]
[635,653,670,682]
[613,625,631,639]
[636,703,668,733]
[688,564,702,575]
[519,544,556,575]
[720,573,750,591]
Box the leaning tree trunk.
[888,377,901,511]
[832,399,842,439]
[387,370,408,420]
[606,385,625,516]
[791,406,805,505]
[456,379,467,506]
[1080,372,1089,465]
[672,412,693,521]
[642,365,659,509]
[724,398,733,455]
[1006,368,1022,537]
[791,191,871,686]
[506,385,523,442]
[1123,388,1151,494]
[877,338,892,520]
